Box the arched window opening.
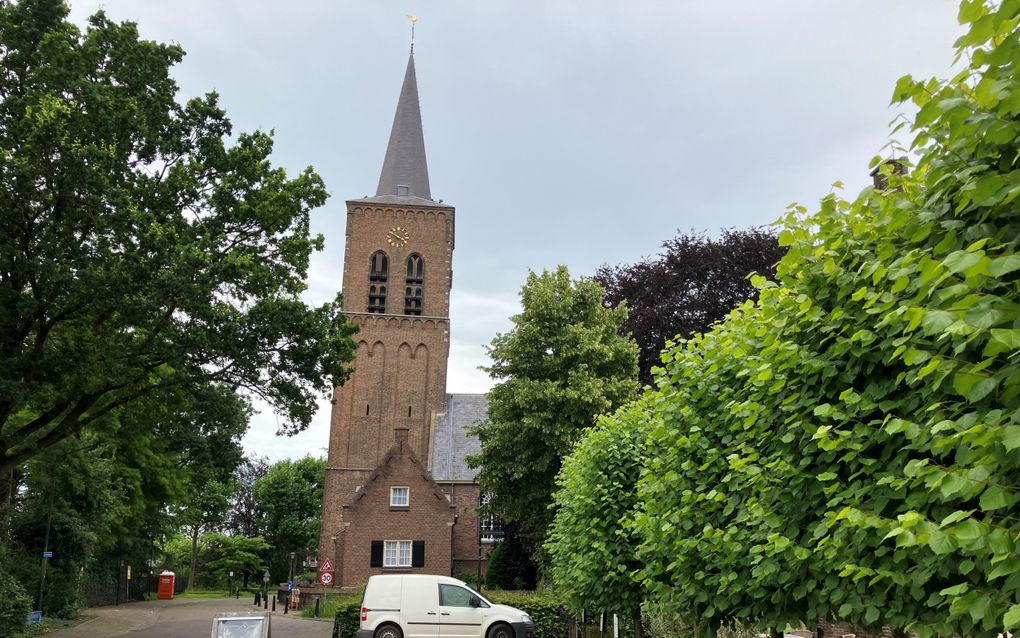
[368,284,387,313]
[404,254,424,315]
[368,251,389,313]
[370,252,389,282]
[406,254,424,284]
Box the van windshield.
[464,585,493,606]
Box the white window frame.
[390,486,409,507]
[383,540,412,567]
[479,492,504,543]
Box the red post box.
[157,571,175,600]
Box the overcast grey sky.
[70,0,963,462]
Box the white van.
[358,575,534,638]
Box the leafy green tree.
[0,0,357,476]
[180,480,234,591]
[469,265,638,557]
[226,455,270,538]
[252,456,325,580]
[485,525,538,590]
[204,533,271,590]
[546,401,653,637]
[631,2,1020,637]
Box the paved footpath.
[45,597,332,638]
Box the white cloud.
[65,0,964,462]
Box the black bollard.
[283,594,288,614]
[314,598,320,618]
[236,590,240,600]
[271,595,276,612]
[255,592,261,606]
[264,594,268,610]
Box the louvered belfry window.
[404,254,424,315]
[368,251,388,313]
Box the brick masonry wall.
[439,483,494,579]
[336,436,455,588]
[319,199,455,564]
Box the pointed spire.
[376,53,431,200]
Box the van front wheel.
[375,624,403,638]
[488,623,514,638]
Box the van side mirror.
[469,596,481,608]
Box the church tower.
[319,52,456,580]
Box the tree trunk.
[187,526,200,590]
[632,610,643,638]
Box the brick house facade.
[318,52,494,589]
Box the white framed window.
[390,486,409,507]
[384,540,412,567]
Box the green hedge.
[334,589,568,638]
[333,597,363,638]
[486,591,566,638]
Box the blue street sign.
[287,580,293,592]
[42,551,53,558]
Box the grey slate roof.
[431,393,488,481]
[376,54,432,200]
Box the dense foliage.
[550,2,1020,637]
[332,595,365,638]
[226,456,270,538]
[0,0,357,475]
[485,526,538,590]
[469,265,638,556]
[252,455,326,581]
[2,381,247,613]
[486,590,568,638]
[0,564,31,637]
[595,229,785,386]
[546,402,652,631]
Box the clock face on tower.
[387,226,409,247]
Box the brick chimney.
[394,427,409,451]
[870,157,908,189]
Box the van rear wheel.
[488,623,514,638]
[375,623,402,638]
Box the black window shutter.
[370,541,383,567]
[412,541,425,567]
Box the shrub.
[487,590,566,638]
[0,568,31,638]
[332,596,363,638]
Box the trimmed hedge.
[332,596,363,638]
[487,591,566,638]
[333,589,568,638]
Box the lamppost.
[287,551,296,584]
[262,570,270,609]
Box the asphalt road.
[45,596,332,638]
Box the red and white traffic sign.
[319,571,334,586]
[319,558,335,573]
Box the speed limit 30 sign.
[319,571,334,586]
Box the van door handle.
[441,613,451,616]
[427,612,437,616]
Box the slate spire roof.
[375,53,432,200]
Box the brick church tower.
[318,51,466,586]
